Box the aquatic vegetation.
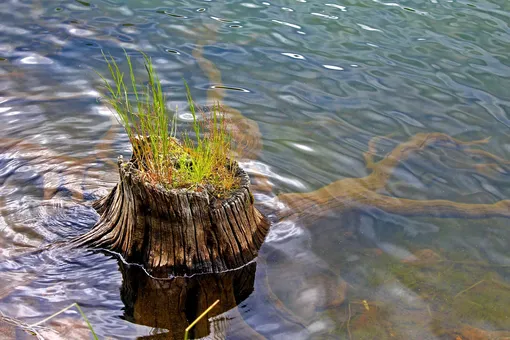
[316,245,510,339]
[1,299,220,339]
[98,51,239,195]
[0,302,98,340]
[351,248,510,336]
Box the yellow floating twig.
[184,299,220,340]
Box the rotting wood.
[70,156,269,277]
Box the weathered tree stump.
[71,156,269,277]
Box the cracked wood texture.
[71,157,269,277]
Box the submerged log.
[71,156,269,277]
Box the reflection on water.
[120,262,258,339]
[1,0,510,338]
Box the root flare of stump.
[71,157,269,277]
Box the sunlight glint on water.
[0,0,510,338]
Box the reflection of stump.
[120,261,257,340]
[72,157,269,277]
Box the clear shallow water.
[1,0,510,339]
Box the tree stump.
[71,156,269,277]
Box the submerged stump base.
[72,157,269,277]
[120,261,257,339]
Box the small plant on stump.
[71,51,269,277]
[97,51,239,197]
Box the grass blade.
[184,299,220,340]
[96,52,239,195]
[29,302,99,340]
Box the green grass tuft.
[98,51,239,195]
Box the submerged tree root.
[186,21,510,226]
[276,133,510,224]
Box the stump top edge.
[116,155,251,203]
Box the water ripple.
[1,0,510,337]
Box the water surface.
[1,0,510,339]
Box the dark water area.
[1,0,510,339]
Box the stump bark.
[72,156,269,277]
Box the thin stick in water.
[29,302,98,340]
[454,279,485,299]
[347,303,352,340]
[184,299,220,340]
